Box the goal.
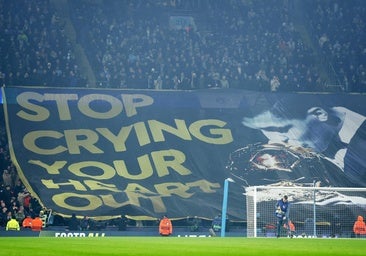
[245,185,366,238]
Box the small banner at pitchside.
[2,87,366,220]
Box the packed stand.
[70,0,321,92]
[1,0,365,92]
[0,0,87,87]
[0,109,44,229]
[303,0,366,92]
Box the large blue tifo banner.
[2,87,366,220]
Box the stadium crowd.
[0,109,44,228]
[0,0,365,92]
[0,0,365,229]
[70,0,319,91]
[0,0,87,87]
[304,0,366,92]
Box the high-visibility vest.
[6,219,20,231]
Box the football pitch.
[0,237,364,256]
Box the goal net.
[245,185,366,238]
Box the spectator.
[17,189,31,212]
[13,180,25,198]
[0,201,8,226]
[15,206,25,224]
[80,215,91,231]
[187,216,201,232]
[116,214,128,231]
[220,75,230,89]
[30,197,42,216]
[270,76,280,92]
[2,169,12,188]
[10,199,19,215]
[4,211,12,225]
[68,213,80,231]
[2,185,14,205]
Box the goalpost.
[245,186,366,238]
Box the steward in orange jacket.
[284,220,295,237]
[159,215,173,236]
[22,216,33,229]
[31,217,43,231]
[284,220,295,232]
[353,215,366,237]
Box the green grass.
[0,237,364,256]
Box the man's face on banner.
[242,107,342,153]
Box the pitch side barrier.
[0,226,246,237]
[0,231,241,237]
